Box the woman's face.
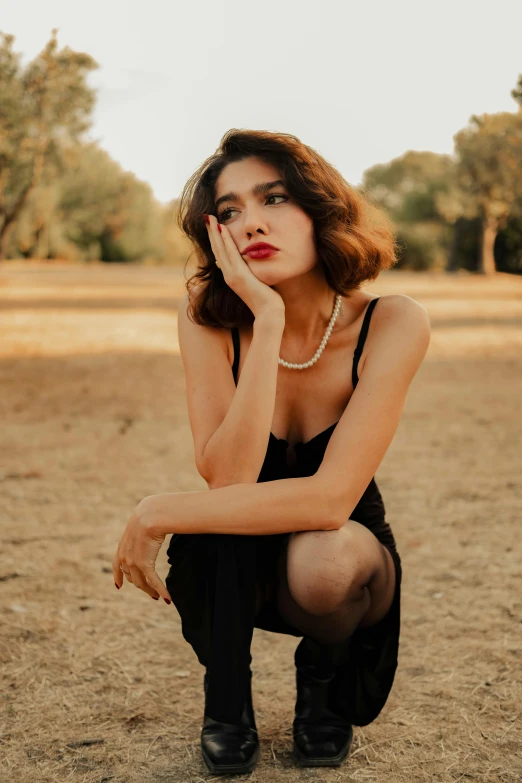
[213,156,318,287]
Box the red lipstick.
[242,241,279,259]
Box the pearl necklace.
[278,294,343,370]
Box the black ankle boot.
[200,667,260,776]
[293,636,353,767]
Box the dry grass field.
[0,262,521,783]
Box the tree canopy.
[0,30,191,265]
[362,77,522,275]
[444,111,522,274]
[0,29,97,259]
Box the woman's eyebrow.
[214,180,285,212]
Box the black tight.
[255,520,398,646]
[254,536,372,646]
[275,546,371,645]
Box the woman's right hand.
[205,214,285,319]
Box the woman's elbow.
[311,476,349,531]
[204,468,259,490]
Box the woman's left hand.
[112,494,173,603]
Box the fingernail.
[152,596,159,600]
[204,214,210,225]
[217,223,222,233]
[164,598,171,605]
[115,583,120,589]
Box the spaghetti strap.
[231,327,240,384]
[352,297,380,390]
[232,299,380,389]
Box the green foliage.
[395,225,438,271]
[56,143,163,262]
[362,150,454,225]
[0,30,190,265]
[362,93,522,275]
[496,216,522,274]
[445,216,522,275]
[446,218,481,272]
[452,112,522,223]
[0,29,98,258]
[362,151,454,271]
[449,110,522,273]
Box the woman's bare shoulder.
[178,290,233,364]
[374,293,429,321]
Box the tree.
[450,111,522,275]
[55,142,165,262]
[0,30,97,260]
[361,151,454,271]
[362,150,454,223]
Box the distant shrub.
[395,228,436,271]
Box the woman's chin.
[247,263,274,279]
[248,263,290,287]
[251,271,282,287]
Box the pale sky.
[4,0,521,204]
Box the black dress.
[165,296,402,727]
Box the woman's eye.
[218,194,288,223]
[217,208,235,222]
[266,194,287,205]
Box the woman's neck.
[272,269,349,343]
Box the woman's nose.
[241,207,269,236]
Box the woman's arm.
[317,294,431,519]
[137,472,335,538]
[112,473,331,598]
[198,311,285,488]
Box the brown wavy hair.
[178,128,399,327]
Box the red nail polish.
[204,214,210,225]
[164,598,171,605]
[152,596,159,600]
[217,223,222,233]
[115,583,120,589]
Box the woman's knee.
[285,523,374,616]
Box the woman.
[112,129,431,775]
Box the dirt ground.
[0,262,520,783]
